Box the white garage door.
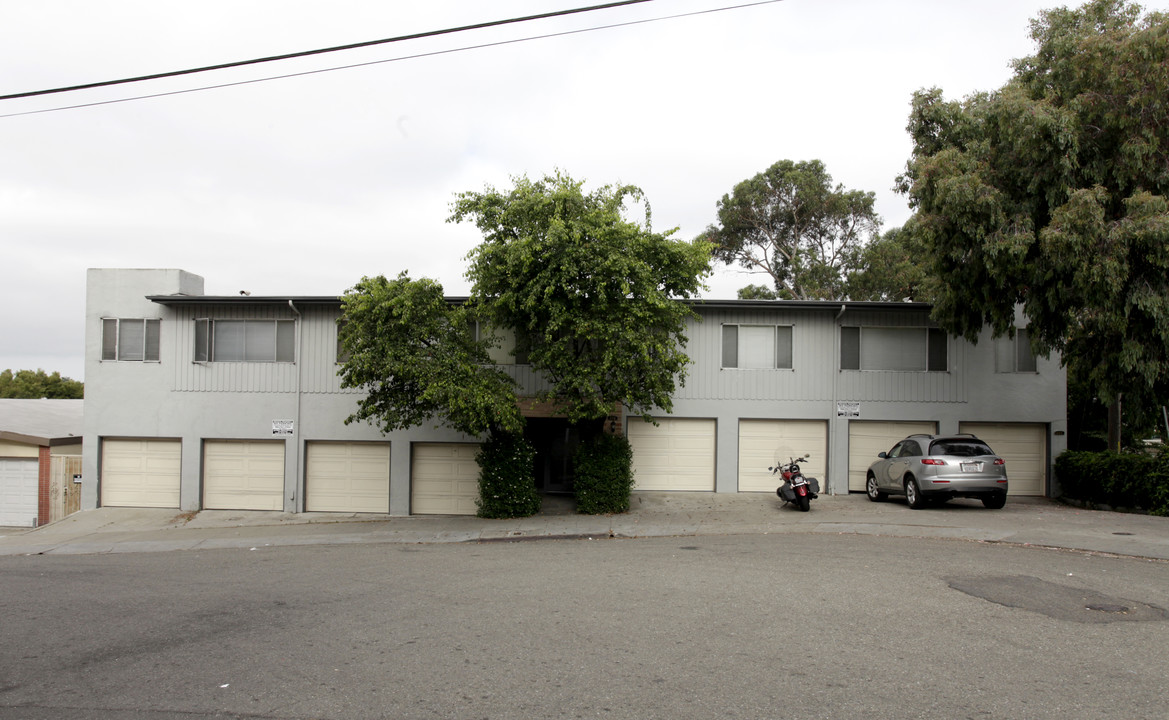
[203,441,285,510]
[738,420,827,492]
[0,458,39,527]
[848,421,938,492]
[306,442,390,513]
[411,443,480,515]
[628,418,716,491]
[101,439,182,508]
[960,423,1047,496]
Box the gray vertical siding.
[678,306,967,404]
[170,304,300,393]
[166,302,551,397]
[83,270,1066,512]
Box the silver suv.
[866,434,1008,509]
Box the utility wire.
[1,0,656,101]
[0,0,784,120]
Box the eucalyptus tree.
[703,159,880,301]
[898,0,1169,423]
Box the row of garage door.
[625,418,1048,497]
[98,422,1047,515]
[100,440,480,515]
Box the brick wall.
[37,446,50,527]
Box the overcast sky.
[3,0,1158,382]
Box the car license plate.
[961,462,981,472]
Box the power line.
[0,0,784,119]
[1,0,656,101]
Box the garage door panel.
[738,420,827,493]
[629,419,715,491]
[101,439,182,508]
[960,423,1046,496]
[847,421,938,492]
[0,458,39,527]
[306,442,390,513]
[204,441,285,510]
[412,443,480,515]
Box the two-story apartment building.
[81,268,1067,516]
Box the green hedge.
[573,433,635,515]
[476,432,541,519]
[1055,450,1169,516]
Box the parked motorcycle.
[771,454,820,512]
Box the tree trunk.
[1107,395,1123,452]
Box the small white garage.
[847,421,938,492]
[960,422,1047,496]
[203,440,285,511]
[305,441,390,513]
[628,418,716,491]
[101,438,182,508]
[411,443,480,515]
[738,419,827,492]
[0,458,39,527]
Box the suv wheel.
[981,493,1007,510]
[905,477,928,509]
[866,474,886,502]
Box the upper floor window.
[102,318,160,362]
[470,322,530,365]
[722,324,793,369]
[335,320,350,364]
[996,328,1037,373]
[195,319,295,363]
[841,327,947,372]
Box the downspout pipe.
[830,304,846,495]
[288,299,303,512]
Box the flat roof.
[0,399,84,446]
[149,294,931,312]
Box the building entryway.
[524,418,601,495]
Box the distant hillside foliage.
[0,369,84,399]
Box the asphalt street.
[1,532,1167,720]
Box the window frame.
[471,321,530,365]
[101,318,161,362]
[840,326,947,372]
[335,319,350,364]
[194,318,296,364]
[996,327,1038,373]
[720,324,794,370]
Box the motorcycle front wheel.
[797,494,810,512]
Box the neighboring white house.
[81,268,1067,516]
[0,399,84,527]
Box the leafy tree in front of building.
[897,0,1169,415]
[451,170,711,425]
[703,159,880,301]
[337,273,523,438]
[341,172,710,516]
[0,369,83,399]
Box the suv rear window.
[929,440,994,457]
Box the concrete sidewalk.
[2,493,1168,560]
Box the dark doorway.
[524,418,602,494]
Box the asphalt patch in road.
[946,574,1169,623]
